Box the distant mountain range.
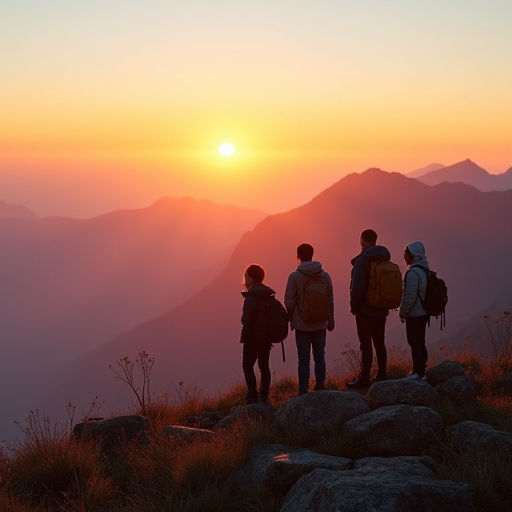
[406,163,445,178]
[0,200,38,221]
[47,169,512,426]
[0,197,267,441]
[413,159,512,191]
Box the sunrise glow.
[1,1,511,218]
[219,142,235,158]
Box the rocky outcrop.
[72,414,149,448]
[231,444,351,498]
[281,458,475,512]
[73,361,511,510]
[162,425,214,442]
[365,379,438,409]
[272,390,370,439]
[426,359,467,385]
[434,376,478,402]
[445,420,512,459]
[230,360,501,510]
[341,404,443,457]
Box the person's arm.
[325,271,335,331]
[399,269,420,319]
[284,273,297,326]
[350,257,368,314]
[240,295,257,343]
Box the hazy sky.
[1,1,511,217]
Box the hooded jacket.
[399,240,429,318]
[240,283,275,345]
[350,244,391,317]
[284,260,335,332]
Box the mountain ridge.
[416,159,512,191]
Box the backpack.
[417,266,448,329]
[265,296,289,361]
[366,261,403,309]
[298,270,331,323]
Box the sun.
[219,142,235,158]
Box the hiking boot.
[403,372,422,381]
[346,376,371,389]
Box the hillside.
[0,200,38,221]
[52,169,512,421]
[0,197,267,441]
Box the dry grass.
[3,316,512,511]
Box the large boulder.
[435,376,478,402]
[272,391,370,439]
[230,443,350,498]
[445,420,512,459]
[162,425,214,442]
[353,455,438,478]
[281,464,475,512]
[365,379,438,409]
[341,404,443,457]
[427,360,467,386]
[215,403,275,429]
[72,415,150,448]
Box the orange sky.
[1,1,511,218]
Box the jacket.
[350,245,391,318]
[400,241,429,318]
[284,260,335,332]
[240,283,275,345]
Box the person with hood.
[348,229,391,389]
[399,241,430,380]
[240,263,275,404]
[284,243,335,395]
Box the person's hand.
[327,322,335,332]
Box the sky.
[1,0,512,218]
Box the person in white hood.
[399,240,429,380]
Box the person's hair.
[360,229,378,244]
[297,243,314,262]
[245,264,265,283]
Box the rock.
[445,420,512,459]
[341,404,443,457]
[427,360,467,386]
[272,390,370,439]
[281,466,475,512]
[435,376,478,402]
[72,415,150,447]
[214,403,275,429]
[354,455,438,478]
[365,379,438,409]
[162,425,214,442]
[231,443,351,498]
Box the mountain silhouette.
[406,163,445,178]
[0,200,39,221]
[50,169,512,423]
[417,159,512,191]
[0,197,266,441]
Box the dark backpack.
[265,296,289,361]
[298,270,331,323]
[366,260,403,309]
[416,266,448,329]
